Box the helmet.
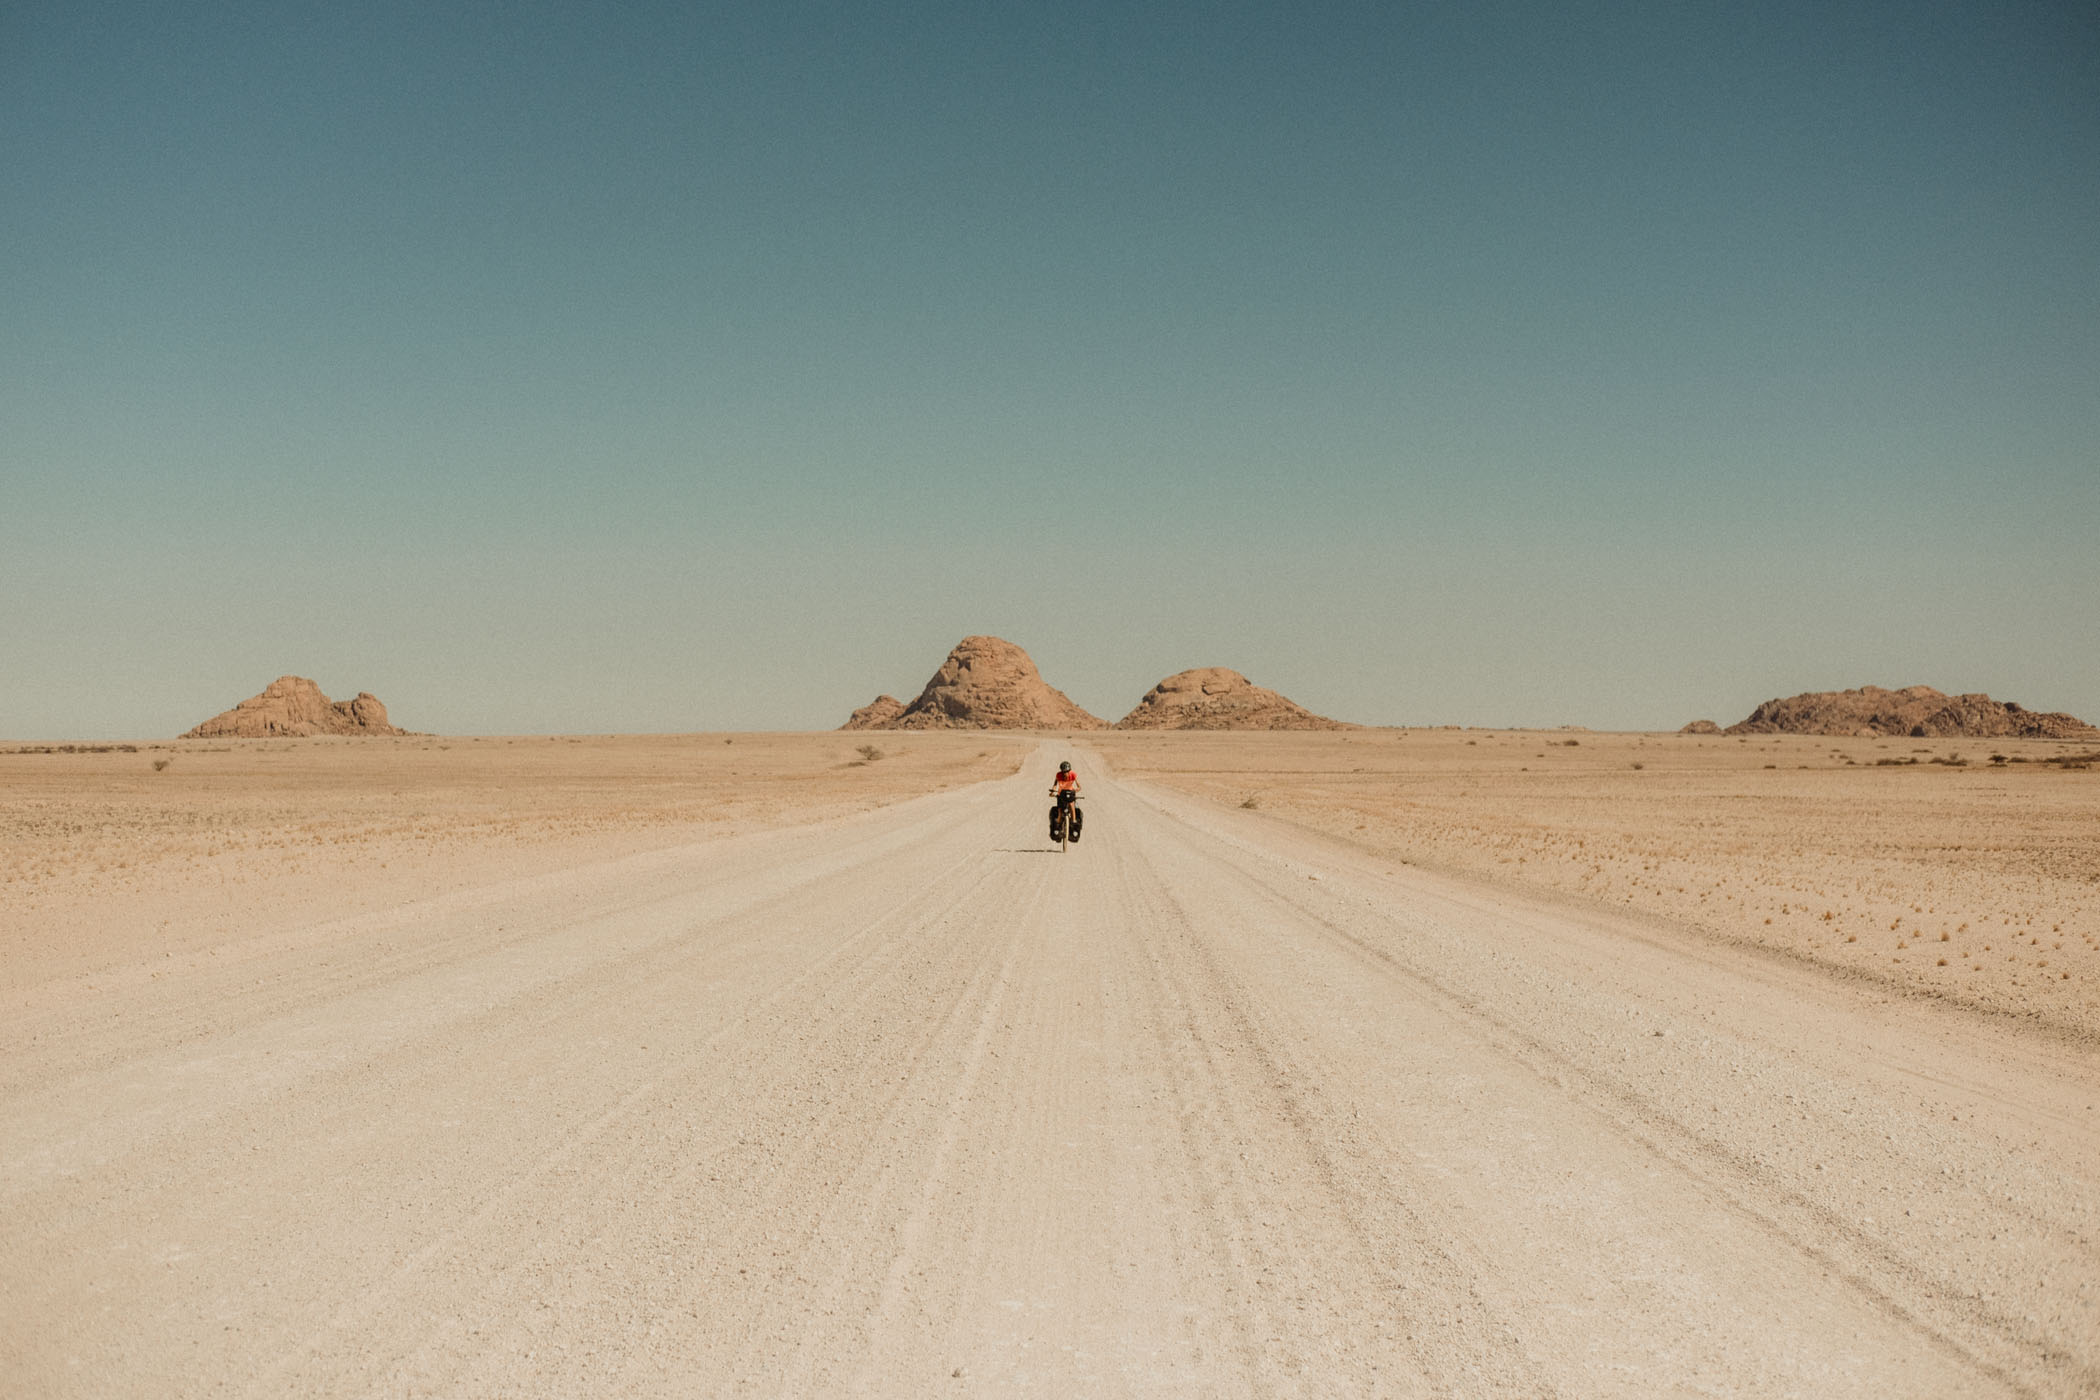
[1059,761,1071,772]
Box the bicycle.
[1049,788,1082,852]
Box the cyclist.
[1048,760,1083,842]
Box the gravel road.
[4,749,2094,1396]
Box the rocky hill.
[183,676,406,738]
[842,636,1106,730]
[842,695,907,730]
[1719,686,2094,740]
[1115,668,1349,730]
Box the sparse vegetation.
[1980,750,2099,768]
[152,758,172,772]
[4,743,140,754]
[856,745,884,762]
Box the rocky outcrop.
[849,636,1107,730]
[183,676,407,738]
[840,695,907,731]
[1679,720,1722,735]
[1724,686,2095,740]
[1115,668,1349,730]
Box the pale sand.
[3,732,2095,1395]
[1,732,1028,995]
[1098,727,2100,1040]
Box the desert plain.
[3,727,2097,1395]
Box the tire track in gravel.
[6,747,2096,1397]
[1177,841,2065,1398]
[1116,766,2093,1398]
[247,831,1028,1397]
[0,781,991,1101]
[3,771,1035,1398]
[1113,827,1550,1398]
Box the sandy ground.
[1,732,1027,993]
[3,734,2096,1395]
[1101,729,2100,1041]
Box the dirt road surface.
[5,748,2095,1396]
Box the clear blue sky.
[5,0,2095,736]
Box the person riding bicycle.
[1048,760,1083,841]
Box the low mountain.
[183,676,406,738]
[1724,686,2094,739]
[840,695,908,730]
[1115,667,1349,730]
[845,636,1106,730]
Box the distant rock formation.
[1115,667,1349,730]
[845,636,1107,730]
[1679,720,1722,735]
[840,695,907,731]
[183,676,407,738]
[1723,686,2094,740]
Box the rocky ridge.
[842,695,908,730]
[1115,668,1348,731]
[842,636,1106,731]
[183,676,406,739]
[1719,686,2094,740]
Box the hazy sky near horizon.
[5,0,2096,737]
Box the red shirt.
[1052,769,1079,791]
